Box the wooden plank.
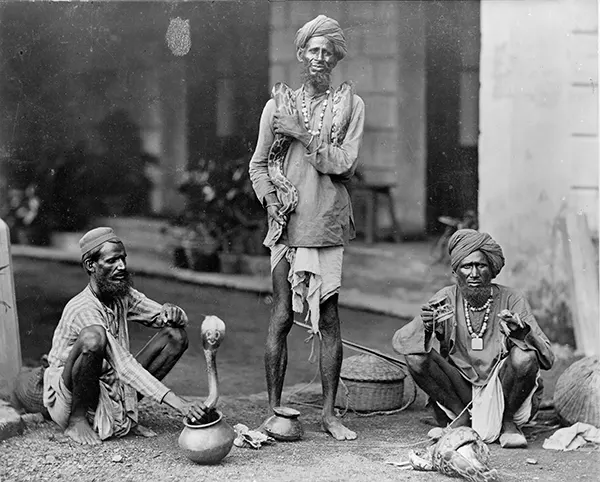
[565,209,600,356]
[0,218,21,398]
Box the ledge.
[11,245,416,319]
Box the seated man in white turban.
[249,15,365,440]
[43,227,208,444]
[393,229,554,448]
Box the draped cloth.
[448,229,505,278]
[294,15,348,60]
[271,244,344,335]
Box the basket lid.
[340,354,406,382]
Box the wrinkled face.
[456,251,492,301]
[88,242,131,299]
[298,36,338,77]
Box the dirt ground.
[3,258,599,481]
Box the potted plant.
[171,153,268,274]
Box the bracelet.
[266,202,280,208]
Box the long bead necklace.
[301,87,330,137]
[463,288,493,351]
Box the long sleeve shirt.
[249,87,365,247]
[46,286,185,404]
[393,284,555,387]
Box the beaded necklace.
[463,288,493,351]
[301,87,330,137]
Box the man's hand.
[267,203,286,225]
[163,392,212,423]
[273,111,303,138]
[420,303,434,332]
[498,310,528,339]
[160,303,187,328]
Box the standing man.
[393,229,554,448]
[249,15,365,441]
[43,227,208,445]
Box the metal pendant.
[471,337,483,351]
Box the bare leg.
[135,326,189,382]
[499,346,538,447]
[61,325,106,445]
[264,257,293,411]
[132,326,188,436]
[319,294,356,441]
[405,350,472,427]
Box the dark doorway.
[425,1,480,233]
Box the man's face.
[455,250,493,303]
[299,36,338,81]
[90,242,131,299]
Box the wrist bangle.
[266,202,279,208]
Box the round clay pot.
[263,406,304,441]
[178,411,236,464]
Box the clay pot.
[262,406,304,441]
[178,411,236,464]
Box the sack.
[13,355,49,415]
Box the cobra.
[263,81,355,248]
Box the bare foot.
[321,416,357,441]
[132,424,157,438]
[499,420,527,448]
[64,416,101,445]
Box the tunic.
[249,87,365,248]
[44,286,183,438]
[393,284,554,386]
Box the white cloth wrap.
[271,244,344,335]
[436,357,540,443]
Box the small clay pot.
[263,406,304,441]
[178,411,236,464]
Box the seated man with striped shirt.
[43,227,207,445]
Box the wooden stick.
[292,319,408,370]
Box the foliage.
[175,153,267,256]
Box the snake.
[185,315,226,425]
[263,81,355,248]
[409,427,500,482]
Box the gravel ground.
[2,387,599,482]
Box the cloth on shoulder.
[448,229,505,278]
[294,15,347,60]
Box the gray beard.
[301,63,332,92]
[461,285,491,308]
[96,272,133,300]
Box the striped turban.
[294,15,348,60]
[448,229,505,278]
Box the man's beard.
[301,61,332,91]
[96,272,133,300]
[460,284,491,308]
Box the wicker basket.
[335,354,406,412]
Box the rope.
[285,319,417,416]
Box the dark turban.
[294,15,347,60]
[448,229,505,278]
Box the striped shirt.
[47,285,186,406]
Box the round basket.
[334,355,407,412]
[554,355,600,427]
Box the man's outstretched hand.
[159,303,187,328]
[498,310,529,339]
[163,392,212,423]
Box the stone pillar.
[159,54,188,215]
